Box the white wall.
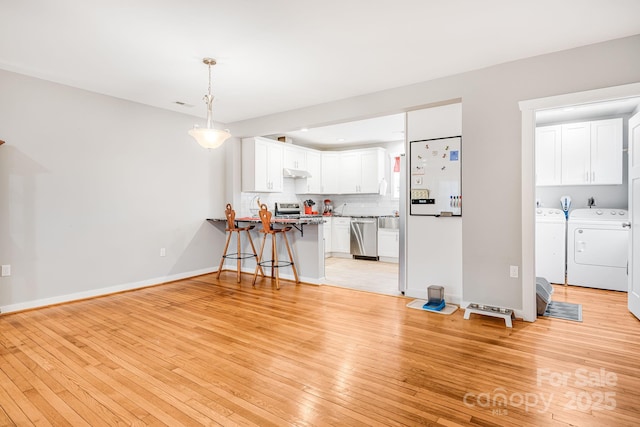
[228,34,640,312]
[404,104,463,302]
[0,70,228,312]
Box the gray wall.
[0,69,229,311]
[2,34,638,313]
[229,34,640,311]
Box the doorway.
[264,113,406,296]
[520,82,640,322]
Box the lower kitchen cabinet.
[323,217,332,255]
[331,217,351,254]
[378,228,399,259]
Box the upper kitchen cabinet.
[296,148,322,194]
[536,118,622,186]
[242,137,283,192]
[321,152,341,194]
[339,147,385,193]
[283,144,307,170]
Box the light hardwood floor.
[324,257,400,295]
[0,274,639,426]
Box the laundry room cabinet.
[535,125,562,185]
[536,118,622,186]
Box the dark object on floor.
[542,301,583,322]
[536,277,554,315]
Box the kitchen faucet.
[336,203,347,216]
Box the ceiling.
[536,97,640,125]
[265,114,406,148]
[1,0,639,130]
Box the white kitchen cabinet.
[338,148,385,194]
[535,125,562,186]
[323,217,332,255]
[378,229,399,259]
[242,137,283,192]
[283,145,307,170]
[536,118,622,186]
[331,216,351,254]
[296,148,323,194]
[321,152,341,194]
[360,148,385,193]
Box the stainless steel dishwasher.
[350,216,378,260]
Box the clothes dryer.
[567,208,630,291]
[535,208,566,284]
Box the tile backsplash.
[241,179,399,217]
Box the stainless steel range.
[274,202,301,218]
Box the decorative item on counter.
[303,199,315,215]
[323,199,333,216]
[250,196,261,216]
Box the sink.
[378,216,399,230]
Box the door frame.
[519,82,640,322]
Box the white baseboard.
[0,267,216,314]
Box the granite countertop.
[207,217,326,225]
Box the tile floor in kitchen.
[323,257,401,296]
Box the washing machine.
[535,208,566,284]
[567,208,630,291]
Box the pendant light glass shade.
[188,127,231,149]
[189,58,231,149]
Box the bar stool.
[252,204,299,289]
[217,203,264,283]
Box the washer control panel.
[570,208,628,220]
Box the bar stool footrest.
[223,252,259,260]
[258,260,294,268]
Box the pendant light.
[188,58,231,149]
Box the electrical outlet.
[510,265,519,278]
[1,265,11,277]
[160,248,166,257]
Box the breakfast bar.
[207,216,326,285]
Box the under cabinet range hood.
[283,168,312,178]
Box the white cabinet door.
[561,122,591,185]
[378,229,399,258]
[331,217,351,253]
[591,118,623,184]
[305,149,322,193]
[323,217,332,254]
[283,145,306,170]
[268,142,283,192]
[535,125,562,186]
[242,137,283,192]
[322,152,342,194]
[360,149,385,193]
[340,151,361,193]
